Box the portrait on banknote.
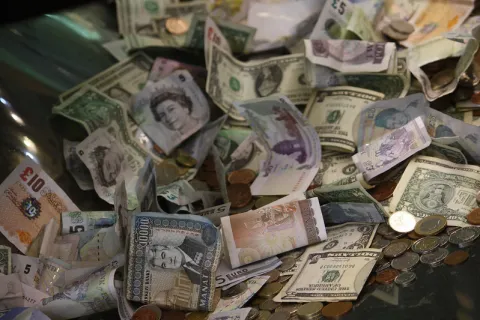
[255,65,283,97]
[89,144,125,188]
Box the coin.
[377,223,403,239]
[414,215,447,236]
[438,234,449,247]
[205,173,220,189]
[390,19,415,35]
[446,226,460,235]
[260,299,281,311]
[227,183,252,208]
[431,69,455,90]
[321,301,353,318]
[265,270,280,283]
[376,268,400,284]
[251,297,267,306]
[391,251,420,271]
[228,169,257,185]
[411,236,440,254]
[229,199,255,214]
[156,162,179,185]
[186,312,209,320]
[162,310,186,320]
[444,250,469,266]
[383,241,410,258]
[297,302,323,318]
[275,303,303,315]
[477,190,480,203]
[449,227,480,246]
[389,211,417,233]
[371,235,391,250]
[367,275,376,286]
[254,196,280,209]
[268,311,290,320]
[247,308,259,320]
[279,248,305,260]
[176,150,197,168]
[375,259,391,273]
[258,283,283,299]
[277,257,296,272]
[369,181,397,202]
[221,282,248,299]
[257,311,271,320]
[407,231,422,240]
[466,208,480,225]
[394,271,416,287]
[278,275,292,284]
[165,17,189,35]
[420,248,449,266]
[132,304,162,320]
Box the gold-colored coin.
[297,302,323,318]
[259,299,281,311]
[257,310,271,320]
[176,150,197,168]
[414,215,447,236]
[250,297,267,306]
[268,311,290,320]
[156,161,179,185]
[257,282,283,298]
[254,196,280,209]
[165,17,189,35]
[265,270,280,283]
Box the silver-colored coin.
[156,162,179,185]
[477,190,480,204]
[420,248,449,266]
[260,299,281,311]
[446,226,460,235]
[390,19,415,35]
[431,69,455,91]
[375,259,391,273]
[221,282,248,299]
[277,257,296,272]
[268,311,290,320]
[411,236,440,254]
[383,241,410,258]
[391,252,420,271]
[371,235,391,249]
[279,248,305,260]
[377,223,391,237]
[394,271,416,287]
[449,227,480,246]
[389,211,416,233]
[438,234,449,247]
[247,308,259,320]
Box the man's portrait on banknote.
[255,65,283,97]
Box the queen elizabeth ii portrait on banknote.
[90,144,124,188]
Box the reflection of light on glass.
[25,151,38,163]
[45,14,100,40]
[0,97,7,105]
[23,137,37,152]
[10,112,24,125]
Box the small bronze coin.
[375,268,400,284]
[431,69,455,90]
[471,91,480,105]
[205,174,220,189]
[444,250,469,266]
[297,302,323,318]
[165,17,189,35]
[265,270,280,283]
[367,275,376,286]
[466,208,480,225]
[132,305,162,320]
[162,310,186,320]
[321,301,353,318]
[259,299,281,311]
[227,183,252,208]
[258,283,283,299]
[221,282,248,299]
[228,169,257,185]
[414,215,447,236]
[369,181,397,202]
[176,149,197,168]
[277,257,296,272]
[407,230,422,240]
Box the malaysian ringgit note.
[61,211,117,235]
[131,70,210,155]
[63,139,94,191]
[0,158,79,253]
[304,86,384,153]
[221,198,327,268]
[321,203,385,225]
[206,43,310,121]
[214,276,269,312]
[0,245,11,275]
[312,154,359,187]
[353,117,431,181]
[234,95,322,195]
[215,257,281,288]
[274,249,381,302]
[126,212,222,311]
[390,156,480,226]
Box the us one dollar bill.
[312,154,359,187]
[305,86,384,152]
[321,203,385,225]
[126,212,222,311]
[0,158,79,253]
[63,139,94,191]
[235,95,322,195]
[0,245,11,275]
[420,141,467,164]
[221,198,327,269]
[353,117,432,181]
[390,155,480,226]
[206,43,311,121]
[61,211,117,235]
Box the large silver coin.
[221,282,248,299]
[449,227,480,246]
[391,252,420,271]
[394,271,416,287]
[438,234,449,247]
[268,311,290,320]
[411,236,440,254]
[247,308,259,320]
[420,248,449,266]
[383,241,410,258]
[371,235,391,249]
[375,259,391,273]
[389,211,416,233]
[278,257,296,272]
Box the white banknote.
[63,139,94,191]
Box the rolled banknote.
[61,211,117,235]
[0,246,11,275]
[136,158,160,212]
[221,198,327,268]
[274,249,381,302]
[0,274,24,312]
[0,158,79,253]
[390,156,480,226]
[132,70,210,155]
[304,86,384,153]
[353,117,432,181]
[126,212,222,311]
[206,43,310,121]
[235,95,322,195]
[63,139,94,191]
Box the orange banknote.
[0,159,79,253]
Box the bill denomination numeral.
[69,225,85,233]
[20,167,46,192]
[24,264,31,274]
[331,0,346,15]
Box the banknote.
[304,40,396,73]
[203,16,231,67]
[420,141,467,164]
[310,0,355,40]
[39,219,63,260]
[215,257,281,288]
[390,155,480,226]
[354,93,430,148]
[304,86,384,152]
[221,198,327,268]
[115,280,135,320]
[211,145,230,204]
[274,249,381,302]
[76,127,139,208]
[63,140,94,191]
[0,158,79,253]
[102,39,129,61]
[36,257,71,296]
[400,0,474,47]
[306,180,387,216]
[268,192,306,207]
[346,7,384,42]
[235,95,322,195]
[206,43,310,121]
[214,276,269,312]
[0,246,11,275]
[321,203,385,225]
[209,308,251,320]
[59,53,152,102]
[11,254,39,287]
[444,15,480,41]
[312,154,359,187]
[280,223,379,276]
[131,70,210,154]
[123,34,171,50]
[147,57,207,84]
[165,1,207,16]
[353,117,432,181]
[194,203,231,227]
[157,180,200,213]
[0,274,24,312]
[61,211,116,235]
[126,212,222,311]
[21,283,49,307]
[185,14,255,54]
[136,158,160,212]
[408,37,478,101]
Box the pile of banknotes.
[4,0,480,319]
